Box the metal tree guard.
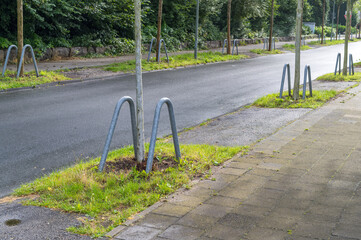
[335,53,341,75]
[2,45,18,77]
[146,98,181,173]
[302,65,313,100]
[147,38,169,63]
[349,54,354,75]
[16,44,39,78]
[98,96,138,172]
[279,64,291,98]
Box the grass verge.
[282,44,311,51]
[104,51,248,72]
[250,49,283,55]
[308,39,359,46]
[252,90,339,109]
[13,143,248,237]
[317,72,361,81]
[0,71,70,90]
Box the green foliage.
[253,90,339,109]
[317,72,361,81]
[104,51,248,73]
[0,37,12,49]
[14,143,248,237]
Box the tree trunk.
[227,0,231,54]
[156,0,163,62]
[293,0,303,100]
[321,0,326,44]
[269,0,275,51]
[134,0,145,162]
[336,4,340,40]
[343,0,351,76]
[17,0,24,76]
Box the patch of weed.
[104,51,248,73]
[282,44,311,51]
[250,49,283,55]
[252,90,339,109]
[14,143,248,237]
[0,71,70,90]
[317,72,361,82]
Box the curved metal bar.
[98,96,137,172]
[303,65,313,99]
[157,39,169,64]
[263,38,268,50]
[349,54,354,76]
[2,45,18,77]
[222,39,227,54]
[335,53,341,75]
[272,37,276,50]
[147,37,156,62]
[146,98,181,173]
[232,39,238,55]
[279,64,291,98]
[16,44,39,78]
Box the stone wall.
[0,35,317,63]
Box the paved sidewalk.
[109,84,361,240]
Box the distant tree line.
[0,0,358,54]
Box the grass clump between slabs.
[13,143,248,237]
[317,72,361,82]
[104,51,248,73]
[0,70,70,90]
[282,44,311,51]
[253,90,339,109]
[250,49,283,55]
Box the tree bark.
[336,4,340,40]
[156,0,163,62]
[269,0,275,51]
[17,0,24,76]
[134,0,145,162]
[321,0,326,44]
[343,0,351,75]
[227,0,231,54]
[293,0,303,100]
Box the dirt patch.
[0,195,38,204]
[103,155,179,174]
[62,68,121,80]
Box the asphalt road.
[1,42,361,197]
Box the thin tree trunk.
[227,0,232,54]
[294,0,303,100]
[156,0,163,62]
[269,0,275,51]
[17,0,24,76]
[336,4,340,40]
[134,0,145,162]
[343,0,351,75]
[321,0,326,44]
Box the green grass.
[308,38,360,46]
[104,51,248,72]
[250,49,283,55]
[354,61,361,67]
[14,143,247,237]
[0,70,70,90]
[253,90,339,109]
[317,72,361,81]
[282,44,312,51]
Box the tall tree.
[227,0,231,54]
[343,0,351,75]
[156,0,163,62]
[294,0,303,100]
[17,0,24,76]
[134,0,145,162]
[269,0,275,51]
